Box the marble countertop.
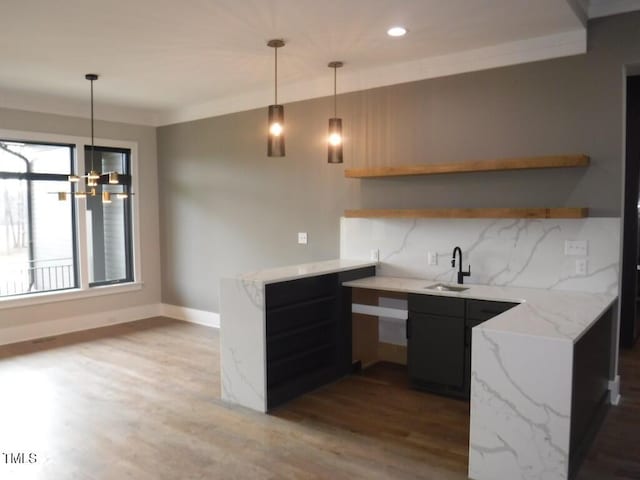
[343,276,616,343]
[235,259,378,285]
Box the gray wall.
[0,107,161,328]
[158,12,640,313]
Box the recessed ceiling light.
[387,26,407,37]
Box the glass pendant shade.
[268,104,285,157]
[108,171,119,184]
[102,191,112,203]
[267,39,285,157]
[327,61,344,164]
[328,117,343,164]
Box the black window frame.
[85,144,134,288]
[0,139,80,296]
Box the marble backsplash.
[340,217,621,296]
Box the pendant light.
[327,61,344,164]
[267,39,285,157]
[85,74,101,189]
[55,74,130,202]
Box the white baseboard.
[161,304,220,328]
[0,303,162,347]
[609,375,621,406]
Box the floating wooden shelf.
[344,154,589,179]
[344,208,589,219]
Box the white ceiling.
[0,0,636,126]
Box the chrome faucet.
[452,246,471,285]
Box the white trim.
[615,69,628,393]
[352,303,408,320]
[0,127,142,304]
[0,128,138,159]
[0,303,161,347]
[0,89,158,126]
[0,282,143,311]
[586,0,640,18]
[128,142,143,286]
[161,304,220,328]
[627,64,640,76]
[75,145,90,290]
[0,29,586,127]
[609,375,621,405]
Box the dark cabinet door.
[408,312,465,388]
[409,294,465,317]
[265,266,375,409]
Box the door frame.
[619,66,640,350]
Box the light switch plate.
[565,240,588,256]
[370,249,380,261]
[575,259,588,276]
[297,232,308,245]
[427,252,438,265]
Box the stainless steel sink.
[424,283,469,292]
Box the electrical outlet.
[565,240,588,256]
[427,252,438,265]
[575,259,588,276]
[370,249,380,262]
[297,232,308,245]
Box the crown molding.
[0,88,158,126]
[0,28,586,128]
[585,0,640,18]
[157,28,586,126]
[566,0,589,25]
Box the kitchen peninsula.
[219,259,376,411]
[220,260,617,480]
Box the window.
[85,146,133,286]
[0,134,137,301]
[0,141,77,297]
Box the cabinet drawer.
[266,297,337,336]
[266,273,337,310]
[267,366,335,409]
[466,299,517,322]
[267,322,336,362]
[409,293,465,317]
[267,345,335,388]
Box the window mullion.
[74,145,90,290]
[0,131,138,300]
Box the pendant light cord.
[90,77,95,171]
[274,45,278,105]
[268,40,284,106]
[333,65,337,117]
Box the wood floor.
[0,318,638,480]
[578,340,640,479]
